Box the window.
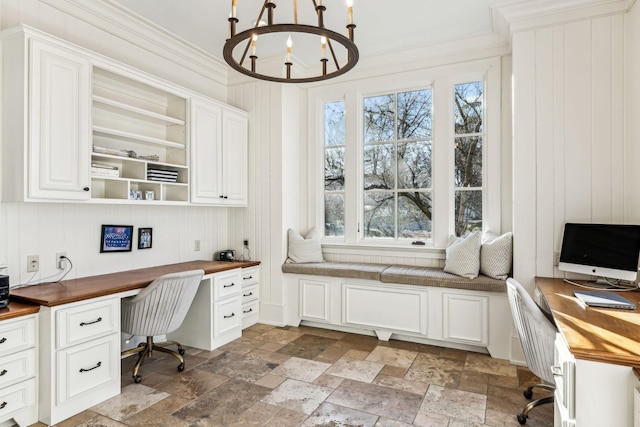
[362,89,433,240]
[453,82,483,236]
[324,101,345,237]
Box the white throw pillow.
[444,231,481,279]
[286,228,324,263]
[480,230,513,280]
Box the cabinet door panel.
[222,109,248,205]
[190,98,222,203]
[29,39,91,200]
[442,293,488,345]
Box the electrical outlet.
[195,240,201,251]
[56,252,67,269]
[243,239,249,248]
[27,255,39,273]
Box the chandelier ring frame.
[223,23,359,84]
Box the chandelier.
[223,0,359,83]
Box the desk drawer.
[241,300,259,329]
[57,298,119,349]
[242,267,259,286]
[214,297,241,336]
[213,270,241,301]
[0,348,36,389]
[241,284,259,305]
[56,333,119,405]
[0,317,36,358]
[0,377,35,422]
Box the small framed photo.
[145,191,155,201]
[135,190,143,200]
[138,227,153,249]
[129,190,136,200]
[100,225,133,253]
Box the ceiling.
[112,0,516,68]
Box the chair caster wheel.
[178,347,185,356]
[523,389,533,399]
[134,375,142,383]
[517,413,527,425]
[178,363,185,372]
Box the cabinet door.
[442,292,488,346]
[29,38,91,200]
[222,109,248,206]
[190,98,223,203]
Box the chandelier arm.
[240,1,270,66]
[326,38,341,71]
[293,0,298,25]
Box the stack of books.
[91,162,119,178]
[147,168,178,182]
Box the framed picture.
[145,191,155,201]
[138,228,153,249]
[100,225,133,253]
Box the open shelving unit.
[91,66,188,204]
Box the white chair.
[121,269,204,383]
[506,278,557,425]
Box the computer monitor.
[559,223,640,282]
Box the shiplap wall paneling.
[626,0,640,224]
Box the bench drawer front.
[0,317,36,358]
[0,348,36,389]
[56,333,119,405]
[342,284,427,334]
[213,270,241,301]
[57,298,119,349]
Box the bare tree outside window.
[363,89,433,240]
[324,101,345,237]
[454,82,483,236]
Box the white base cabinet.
[285,275,511,359]
[38,296,120,426]
[241,267,260,329]
[0,315,38,427]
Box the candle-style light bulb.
[321,36,327,59]
[286,35,292,63]
[251,34,258,56]
[231,0,237,18]
[346,0,353,25]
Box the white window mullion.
[432,76,452,247]
[345,91,360,244]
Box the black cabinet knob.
[83,187,90,191]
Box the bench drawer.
[56,298,119,349]
[0,348,36,389]
[0,317,36,358]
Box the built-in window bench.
[282,262,512,360]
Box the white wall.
[511,11,631,288]
[0,0,233,285]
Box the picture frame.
[145,191,155,201]
[100,225,133,253]
[138,227,153,250]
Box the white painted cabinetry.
[169,268,246,350]
[39,297,120,426]
[2,29,92,201]
[241,267,260,329]
[0,315,37,426]
[190,97,248,206]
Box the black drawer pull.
[223,283,235,288]
[79,361,102,373]
[223,313,235,319]
[0,401,6,409]
[80,317,102,326]
[243,292,253,297]
[0,370,7,377]
[243,308,253,314]
[243,276,253,280]
[0,338,6,344]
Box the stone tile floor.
[35,324,554,426]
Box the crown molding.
[493,0,635,34]
[40,0,228,88]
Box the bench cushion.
[281,262,391,281]
[381,265,506,293]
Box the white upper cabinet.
[1,26,249,206]
[2,30,92,201]
[190,98,248,206]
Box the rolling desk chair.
[121,269,204,383]
[506,278,557,425]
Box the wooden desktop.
[536,277,640,427]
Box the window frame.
[309,58,502,250]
